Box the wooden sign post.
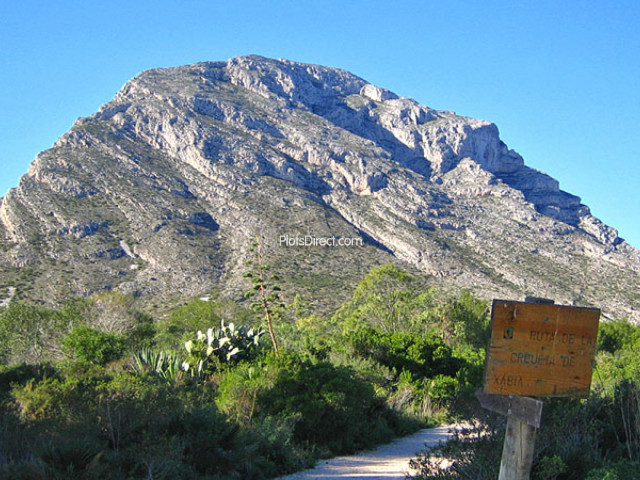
[480,297,600,480]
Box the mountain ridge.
[1,55,638,321]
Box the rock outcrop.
[1,55,638,320]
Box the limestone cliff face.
[1,55,638,320]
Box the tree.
[441,291,489,349]
[334,264,430,334]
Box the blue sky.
[1,1,639,246]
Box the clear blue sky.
[1,1,639,246]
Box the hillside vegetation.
[0,264,638,479]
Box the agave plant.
[132,348,182,382]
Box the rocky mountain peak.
[1,55,638,321]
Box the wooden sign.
[475,390,543,428]
[484,300,600,397]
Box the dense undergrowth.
[1,263,638,479]
[0,265,488,479]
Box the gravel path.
[275,425,454,480]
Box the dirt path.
[275,425,454,480]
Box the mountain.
[1,55,639,320]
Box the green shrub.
[38,438,104,480]
[348,327,464,379]
[333,264,434,335]
[596,352,640,390]
[12,377,73,421]
[429,374,458,405]
[259,353,396,455]
[62,326,126,365]
[154,299,222,352]
[0,363,58,398]
[216,361,276,426]
[6,364,314,479]
[243,415,313,476]
[585,460,640,480]
[169,405,242,477]
[597,318,640,354]
[534,454,567,480]
[122,311,156,351]
[443,290,490,350]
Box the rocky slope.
[1,55,638,320]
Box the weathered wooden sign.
[484,300,600,397]
[475,390,543,428]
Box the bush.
[216,361,276,426]
[259,353,396,455]
[235,415,312,478]
[348,327,464,379]
[4,360,320,479]
[62,326,126,365]
[597,318,640,354]
[154,299,222,352]
[585,460,640,480]
[429,375,459,405]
